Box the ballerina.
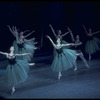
[46,35,77,80]
[0,46,31,94]
[49,24,70,56]
[49,24,69,41]
[7,25,38,63]
[83,25,100,60]
[68,27,89,71]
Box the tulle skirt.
[85,37,100,54]
[51,49,77,72]
[13,40,36,62]
[5,60,29,86]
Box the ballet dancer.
[83,25,100,60]
[0,46,31,94]
[46,35,77,80]
[7,25,38,64]
[68,27,90,70]
[49,24,70,56]
[49,24,69,41]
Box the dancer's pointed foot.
[89,55,91,61]
[76,53,80,56]
[74,67,77,71]
[29,63,35,66]
[11,88,15,95]
[58,73,62,80]
[86,65,90,68]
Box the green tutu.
[13,39,36,62]
[85,37,100,54]
[5,59,29,86]
[51,48,77,72]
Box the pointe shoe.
[76,53,80,56]
[74,67,77,71]
[89,56,91,61]
[86,65,90,68]
[11,88,15,95]
[58,73,62,80]
[29,63,35,66]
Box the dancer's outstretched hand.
[46,35,49,38]
[67,27,70,30]
[70,43,74,46]
[49,24,51,27]
[28,53,32,57]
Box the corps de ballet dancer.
[83,25,100,60]
[0,46,31,94]
[49,24,70,56]
[68,27,90,71]
[7,25,38,65]
[46,35,77,80]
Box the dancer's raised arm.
[7,25,16,37]
[46,35,56,48]
[82,25,88,35]
[24,30,35,38]
[7,25,19,42]
[39,33,43,49]
[49,24,57,37]
[23,30,30,34]
[61,31,69,37]
[68,27,75,42]
[92,31,100,35]
[24,38,35,42]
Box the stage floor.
[0,58,100,99]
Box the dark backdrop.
[0,1,100,57]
